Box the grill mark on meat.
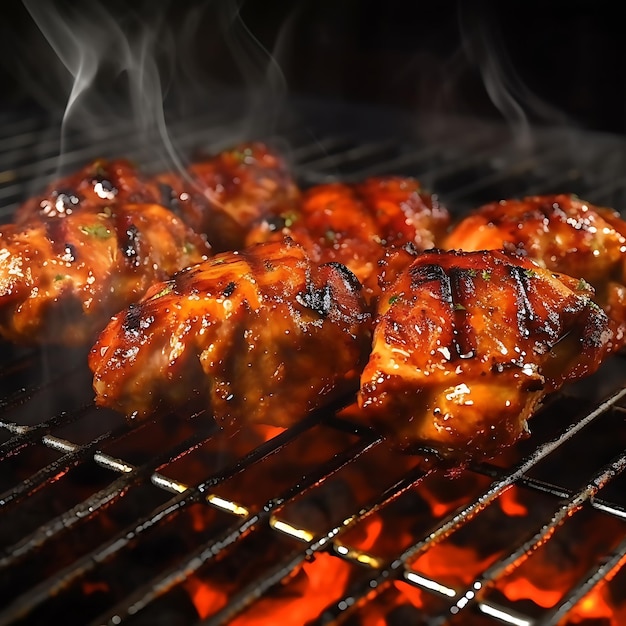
[296,282,333,317]
[324,261,362,294]
[91,175,118,200]
[47,189,81,217]
[43,217,68,256]
[222,281,236,297]
[509,265,537,340]
[123,303,143,333]
[408,262,447,289]
[63,243,77,263]
[409,262,476,360]
[158,182,181,216]
[450,267,477,360]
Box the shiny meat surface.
[14,159,162,224]
[155,142,300,252]
[444,194,626,351]
[247,177,449,303]
[89,239,371,428]
[0,203,210,345]
[356,249,612,460]
[1,143,298,346]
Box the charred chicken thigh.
[444,194,626,351]
[89,239,371,428]
[356,248,612,459]
[247,177,449,303]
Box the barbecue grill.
[1,91,626,626]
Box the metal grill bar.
[537,535,626,626]
[0,416,215,569]
[0,401,92,463]
[0,418,118,508]
[203,456,431,626]
[0,408,345,624]
[316,385,626,624]
[91,433,381,625]
[436,448,626,622]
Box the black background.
[0,0,625,135]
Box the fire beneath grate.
[2,100,626,625]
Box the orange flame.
[230,553,352,626]
[412,543,497,588]
[567,586,614,623]
[499,487,528,517]
[501,576,562,608]
[184,576,228,619]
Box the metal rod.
[316,386,626,624]
[92,435,381,626]
[0,410,326,624]
[0,420,215,569]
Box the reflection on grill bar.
[1,100,626,624]
[314,388,626,624]
[2,364,626,623]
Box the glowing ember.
[184,576,227,619]
[81,580,109,595]
[500,576,562,609]
[498,487,529,517]
[229,553,352,626]
[564,585,615,624]
[412,543,498,589]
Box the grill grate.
[1,99,626,625]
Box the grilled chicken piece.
[247,177,449,303]
[16,143,299,253]
[356,249,612,460]
[0,203,210,345]
[1,143,300,346]
[89,239,371,427]
[444,194,626,351]
[14,159,162,223]
[155,142,300,253]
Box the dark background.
[0,0,625,135]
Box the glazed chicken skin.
[356,248,612,460]
[0,142,300,346]
[89,239,371,429]
[15,144,299,254]
[247,177,449,303]
[155,142,300,253]
[0,202,210,345]
[14,159,162,224]
[444,194,626,351]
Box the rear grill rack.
[1,98,626,624]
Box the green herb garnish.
[79,223,112,239]
[151,284,173,300]
[282,211,299,228]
